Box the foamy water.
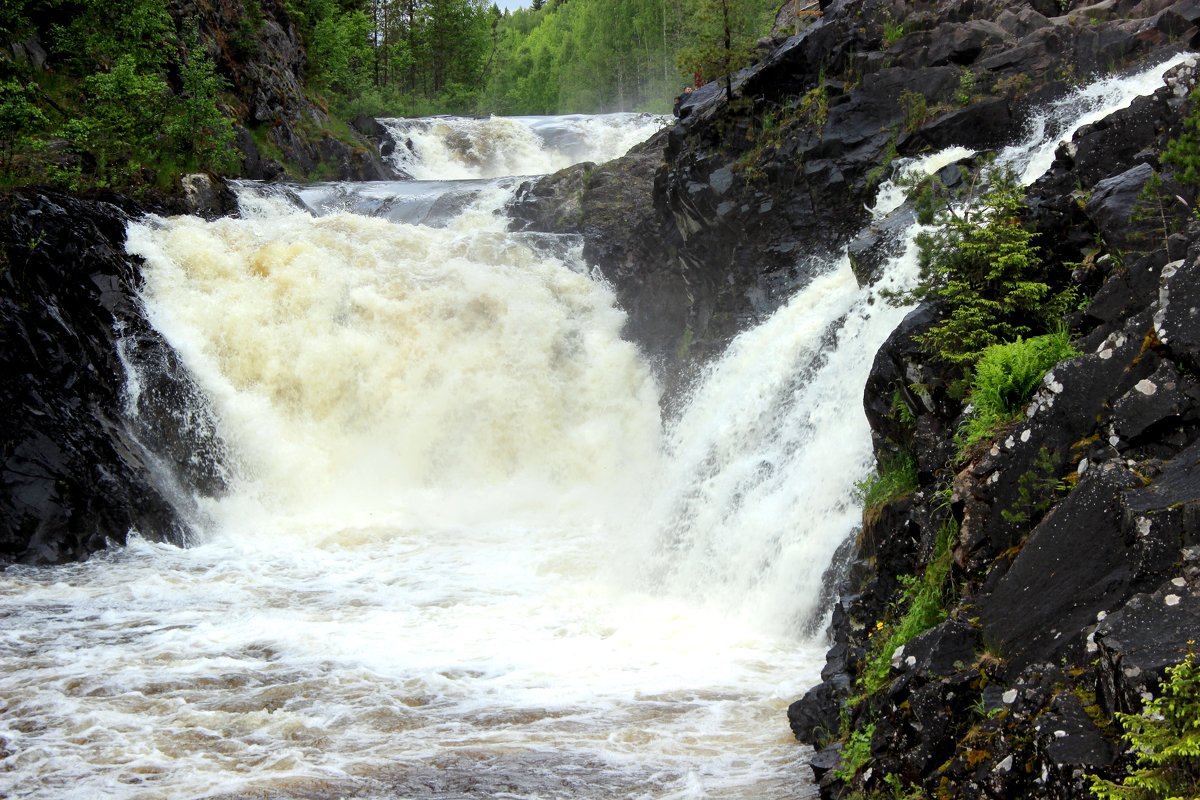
[381,114,668,179]
[2,55,1190,800]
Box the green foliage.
[865,136,898,189]
[955,68,976,106]
[674,0,763,102]
[899,89,929,132]
[307,8,375,96]
[882,15,904,47]
[1090,648,1200,800]
[481,0,776,115]
[797,83,829,130]
[959,331,1078,452]
[1163,87,1200,187]
[0,79,49,180]
[1001,446,1064,527]
[1,1,241,190]
[910,167,1069,365]
[49,0,174,71]
[835,722,877,783]
[169,24,238,174]
[856,451,918,515]
[68,54,170,185]
[890,388,916,428]
[859,519,957,695]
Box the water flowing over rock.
[5,0,1200,796]
[0,191,222,564]
[776,3,1200,793]
[513,0,1200,404]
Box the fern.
[959,330,1078,452]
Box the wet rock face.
[0,191,223,564]
[782,5,1200,798]
[512,0,1200,397]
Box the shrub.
[959,330,1078,451]
[168,24,238,174]
[899,89,928,132]
[882,16,904,47]
[835,722,877,782]
[1090,648,1200,800]
[1163,88,1200,187]
[69,55,170,185]
[910,167,1071,365]
[0,79,49,181]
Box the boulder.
[976,464,1144,673]
[1084,163,1158,251]
[1094,578,1200,713]
[1156,250,1200,371]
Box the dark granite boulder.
[1094,576,1200,714]
[976,464,1144,672]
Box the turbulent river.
[0,64,1191,799]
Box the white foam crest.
[871,145,976,217]
[383,113,668,179]
[637,240,923,635]
[1004,52,1197,184]
[126,200,661,537]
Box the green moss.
[857,451,919,518]
[858,518,958,695]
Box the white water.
[1,57,1189,800]
[382,114,669,179]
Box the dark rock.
[1110,360,1195,442]
[508,162,593,234]
[789,682,842,745]
[810,743,844,786]
[1085,249,1168,327]
[1094,580,1200,713]
[1084,163,1157,251]
[976,464,1144,672]
[891,620,981,679]
[904,97,1018,152]
[0,190,223,564]
[179,174,237,220]
[848,206,917,286]
[1028,689,1117,797]
[1157,252,1200,371]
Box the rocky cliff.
[0,190,226,563]
[174,0,395,182]
[513,0,1200,391]
[515,0,1200,796]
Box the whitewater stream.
[0,62,1190,799]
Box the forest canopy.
[305,0,781,116]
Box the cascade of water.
[381,113,668,179]
[127,186,663,536]
[0,58,1192,800]
[638,52,1197,636]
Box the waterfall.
[0,60,1193,800]
[632,51,1196,636]
[381,113,668,179]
